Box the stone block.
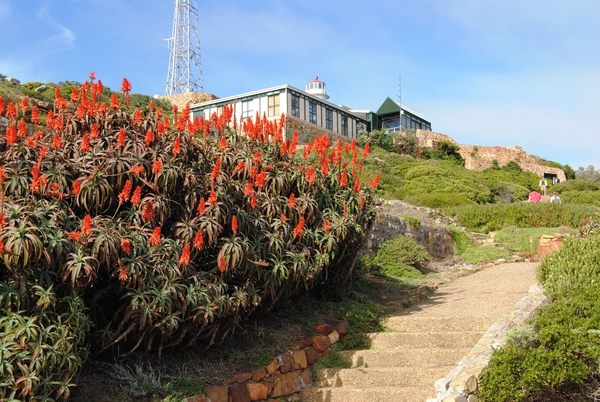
[304,346,318,364]
[454,374,478,394]
[300,369,313,388]
[327,329,340,344]
[227,383,251,402]
[334,319,349,335]
[314,323,334,335]
[246,382,271,401]
[228,372,252,384]
[311,335,331,352]
[251,368,266,382]
[266,359,279,375]
[279,353,293,374]
[271,372,302,398]
[435,377,451,392]
[292,349,307,369]
[204,385,228,402]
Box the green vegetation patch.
[448,227,509,264]
[493,226,576,253]
[361,235,430,279]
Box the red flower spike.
[219,256,226,272]
[305,166,316,185]
[340,169,348,187]
[253,151,262,165]
[251,194,257,208]
[130,165,144,175]
[70,88,79,103]
[152,159,163,175]
[244,181,254,197]
[0,213,5,228]
[131,186,142,206]
[352,176,361,193]
[31,106,40,125]
[54,86,62,100]
[288,193,296,209]
[81,214,93,236]
[69,231,81,242]
[89,71,96,81]
[119,180,133,203]
[219,136,227,150]
[293,217,305,239]
[144,130,154,145]
[91,124,100,139]
[80,133,90,152]
[121,239,132,255]
[323,220,331,232]
[142,202,153,221]
[110,94,119,110]
[71,179,81,196]
[370,172,381,189]
[149,227,161,246]
[134,109,143,124]
[173,136,181,155]
[211,156,221,181]
[208,190,218,207]
[118,265,129,281]
[254,171,267,188]
[231,216,238,233]
[363,142,370,158]
[121,78,132,94]
[197,197,206,215]
[4,125,16,145]
[193,231,204,250]
[288,130,298,156]
[118,128,126,148]
[179,244,191,265]
[233,161,245,175]
[51,134,62,150]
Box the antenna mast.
[165,0,204,95]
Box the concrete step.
[366,331,484,349]
[339,347,471,368]
[383,315,493,332]
[301,385,435,402]
[313,366,452,388]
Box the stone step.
[313,366,451,388]
[366,331,483,349]
[383,315,493,332]
[339,347,471,368]
[301,385,435,402]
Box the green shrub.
[553,179,600,193]
[494,226,575,253]
[449,227,509,264]
[363,235,429,279]
[404,193,475,208]
[560,190,600,205]
[444,203,596,233]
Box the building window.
[325,109,333,130]
[309,101,317,124]
[341,116,348,136]
[268,95,280,117]
[291,95,300,118]
[241,100,253,120]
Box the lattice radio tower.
[165,0,204,95]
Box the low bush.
[560,190,600,205]
[493,226,575,253]
[553,179,600,193]
[361,235,429,279]
[444,203,596,233]
[404,193,475,209]
[449,227,509,264]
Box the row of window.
[290,94,349,135]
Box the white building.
[189,77,369,141]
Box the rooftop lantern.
[305,76,330,101]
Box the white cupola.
[305,76,330,100]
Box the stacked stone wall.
[411,130,567,182]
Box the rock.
[303,336,313,346]
[454,374,478,394]
[246,382,271,401]
[227,372,252,384]
[327,329,340,344]
[334,319,349,335]
[227,383,251,402]
[270,372,302,397]
[304,346,318,364]
[300,369,313,388]
[314,323,334,335]
[443,397,467,402]
[467,395,479,402]
[279,353,293,374]
[204,385,228,402]
[251,368,266,382]
[266,359,280,375]
[311,335,331,352]
[292,350,307,369]
[184,395,207,402]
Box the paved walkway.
[302,262,539,402]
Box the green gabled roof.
[376,97,400,115]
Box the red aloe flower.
[370,172,381,189]
[208,190,218,206]
[0,213,5,228]
[0,167,6,184]
[121,239,132,255]
[179,244,191,265]
[117,128,126,147]
[219,255,226,272]
[305,166,316,185]
[152,159,163,175]
[70,88,79,103]
[31,106,40,125]
[119,180,132,203]
[71,179,81,196]
[211,156,221,181]
[141,202,153,221]
[17,119,27,137]
[80,133,91,152]
[0,239,4,254]
[149,101,155,111]
[0,96,4,116]
[321,155,329,175]
[363,142,370,158]
[131,186,142,206]
[110,94,120,110]
[194,231,204,250]
[293,217,305,239]
[232,160,245,175]
[253,151,262,165]
[352,176,361,193]
[134,108,143,124]
[6,102,16,120]
[281,141,288,157]
[121,78,132,94]
[173,136,181,155]
[81,214,93,236]
[340,169,348,187]
[4,125,16,145]
[89,71,96,81]
[251,194,257,208]
[288,193,296,208]
[52,134,62,150]
[231,216,238,233]
[219,136,227,150]
[288,130,298,156]
[244,180,254,197]
[254,171,267,188]
[323,220,331,232]
[281,214,288,222]
[130,165,145,175]
[144,130,154,145]
[197,197,206,215]
[69,231,81,242]
[118,265,129,281]
[149,227,161,246]
[91,123,100,139]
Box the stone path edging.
[427,283,547,402]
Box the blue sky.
[1,0,598,170]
